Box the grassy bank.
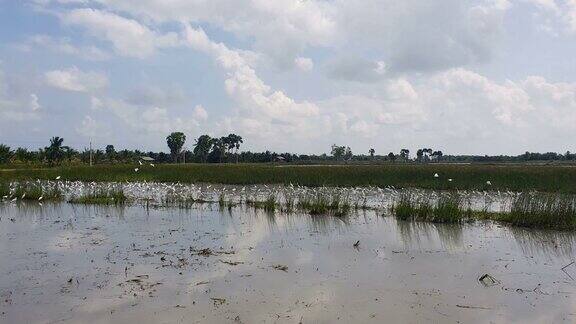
[1,163,576,193]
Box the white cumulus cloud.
[61,8,180,58]
[44,67,108,92]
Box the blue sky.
[1,0,576,155]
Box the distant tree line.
[0,135,575,166]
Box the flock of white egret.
[0,174,519,215]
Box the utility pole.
[89,140,93,166]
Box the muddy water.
[1,203,575,323]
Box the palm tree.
[105,145,116,163]
[0,144,11,164]
[369,148,375,159]
[166,132,186,163]
[416,149,424,162]
[193,135,212,163]
[400,149,410,161]
[46,137,64,166]
[432,150,443,162]
[231,134,243,163]
[212,137,227,163]
[424,148,433,162]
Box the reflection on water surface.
[1,203,575,323]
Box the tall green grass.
[163,192,210,208]
[0,181,9,198]
[69,188,128,205]
[246,194,277,212]
[10,182,63,201]
[392,190,576,229]
[391,192,468,223]
[1,163,575,193]
[498,192,576,230]
[297,192,351,217]
[245,191,352,217]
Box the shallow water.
[1,203,576,323]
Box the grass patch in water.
[392,190,576,229]
[247,194,277,212]
[298,193,351,217]
[391,192,468,223]
[69,188,128,205]
[0,182,9,198]
[163,193,211,208]
[496,192,576,230]
[10,182,63,201]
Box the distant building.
[139,156,155,162]
[275,156,286,162]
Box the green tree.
[400,149,410,161]
[226,134,243,162]
[166,132,186,163]
[105,145,116,162]
[63,146,78,163]
[0,144,11,164]
[208,137,226,163]
[423,148,433,162]
[45,137,65,166]
[369,148,375,159]
[432,150,443,162]
[416,149,424,162]
[14,147,31,163]
[331,144,346,160]
[193,135,213,163]
[344,147,353,160]
[387,152,396,161]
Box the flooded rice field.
[1,200,576,323]
[2,180,518,212]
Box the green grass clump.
[10,182,63,201]
[69,188,127,205]
[282,193,296,213]
[430,194,465,223]
[391,192,466,223]
[218,193,226,207]
[163,193,211,208]
[246,194,277,212]
[13,183,43,200]
[298,193,351,217]
[497,192,576,230]
[392,193,418,221]
[392,190,576,229]
[217,193,239,210]
[0,182,9,198]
